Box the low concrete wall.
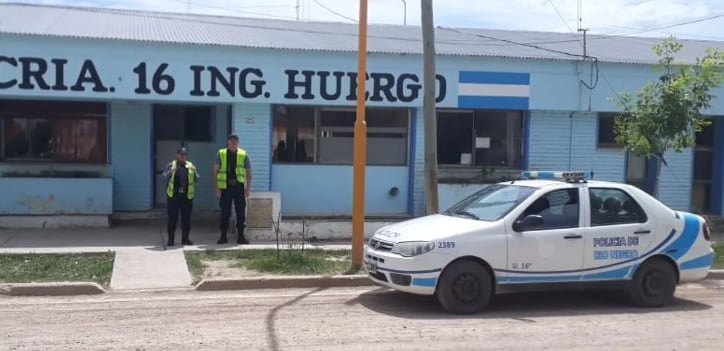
[0,178,113,215]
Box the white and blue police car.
[364,171,715,314]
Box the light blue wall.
[271,165,409,215]
[0,178,112,215]
[528,110,626,182]
[231,103,271,192]
[4,34,724,215]
[110,101,152,211]
[659,149,693,211]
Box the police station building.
[1,3,724,226]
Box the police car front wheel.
[628,258,677,308]
[436,259,493,314]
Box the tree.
[611,37,724,198]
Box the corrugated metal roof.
[1,2,723,65]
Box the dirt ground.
[2,282,724,350]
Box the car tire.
[436,259,492,314]
[628,258,677,307]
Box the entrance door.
[153,104,215,206]
[692,119,715,213]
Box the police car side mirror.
[513,215,544,232]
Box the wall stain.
[16,193,58,214]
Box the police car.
[364,171,715,314]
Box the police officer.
[214,134,252,245]
[163,147,199,247]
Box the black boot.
[237,231,249,245]
[217,231,228,244]
[181,232,193,246]
[167,233,175,247]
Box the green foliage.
[609,37,724,196]
[713,242,724,269]
[0,253,115,286]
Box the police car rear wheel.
[628,258,677,307]
[436,260,492,314]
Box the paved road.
[2,282,724,351]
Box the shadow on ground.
[266,287,328,351]
[352,287,712,319]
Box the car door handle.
[563,234,582,239]
[634,230,651,235]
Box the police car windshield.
[444,184,536,221]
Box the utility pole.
[351,0,369,270]
[577,0,588,58]
[421,0,439,214]
[401,0,407,25]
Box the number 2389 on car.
[364,171,715,314]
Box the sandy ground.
[197,255,351,281]
[1,281,723,351]
[202,259,263,279]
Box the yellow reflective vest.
[166,160,197,200]
[217,148,247,189]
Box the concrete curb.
[0,282,106,296]
[1,270,721,296]
[195,274,373,291]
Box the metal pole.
[421,0,439,214]
[401,0,407,25]
[351,0,368,270]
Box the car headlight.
[391,241,436,257]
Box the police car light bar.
[521,171,592,181]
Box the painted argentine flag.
[457,71,530,109]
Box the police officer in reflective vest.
[163,147,199,247]
[214,134,252,244]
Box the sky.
[2,0,724,41]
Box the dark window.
[696,120,715,147]
[518,189,580,230]
[1,100,107,163]
[272,105,409,165]
[693,150,713,180]
[597,112,620,148]
[153,105,213,142]
[273,105,315,163]
[437,109,523,167]
[589,188,647,226]
[437,110,473,165]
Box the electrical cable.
[311,0,356,23]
